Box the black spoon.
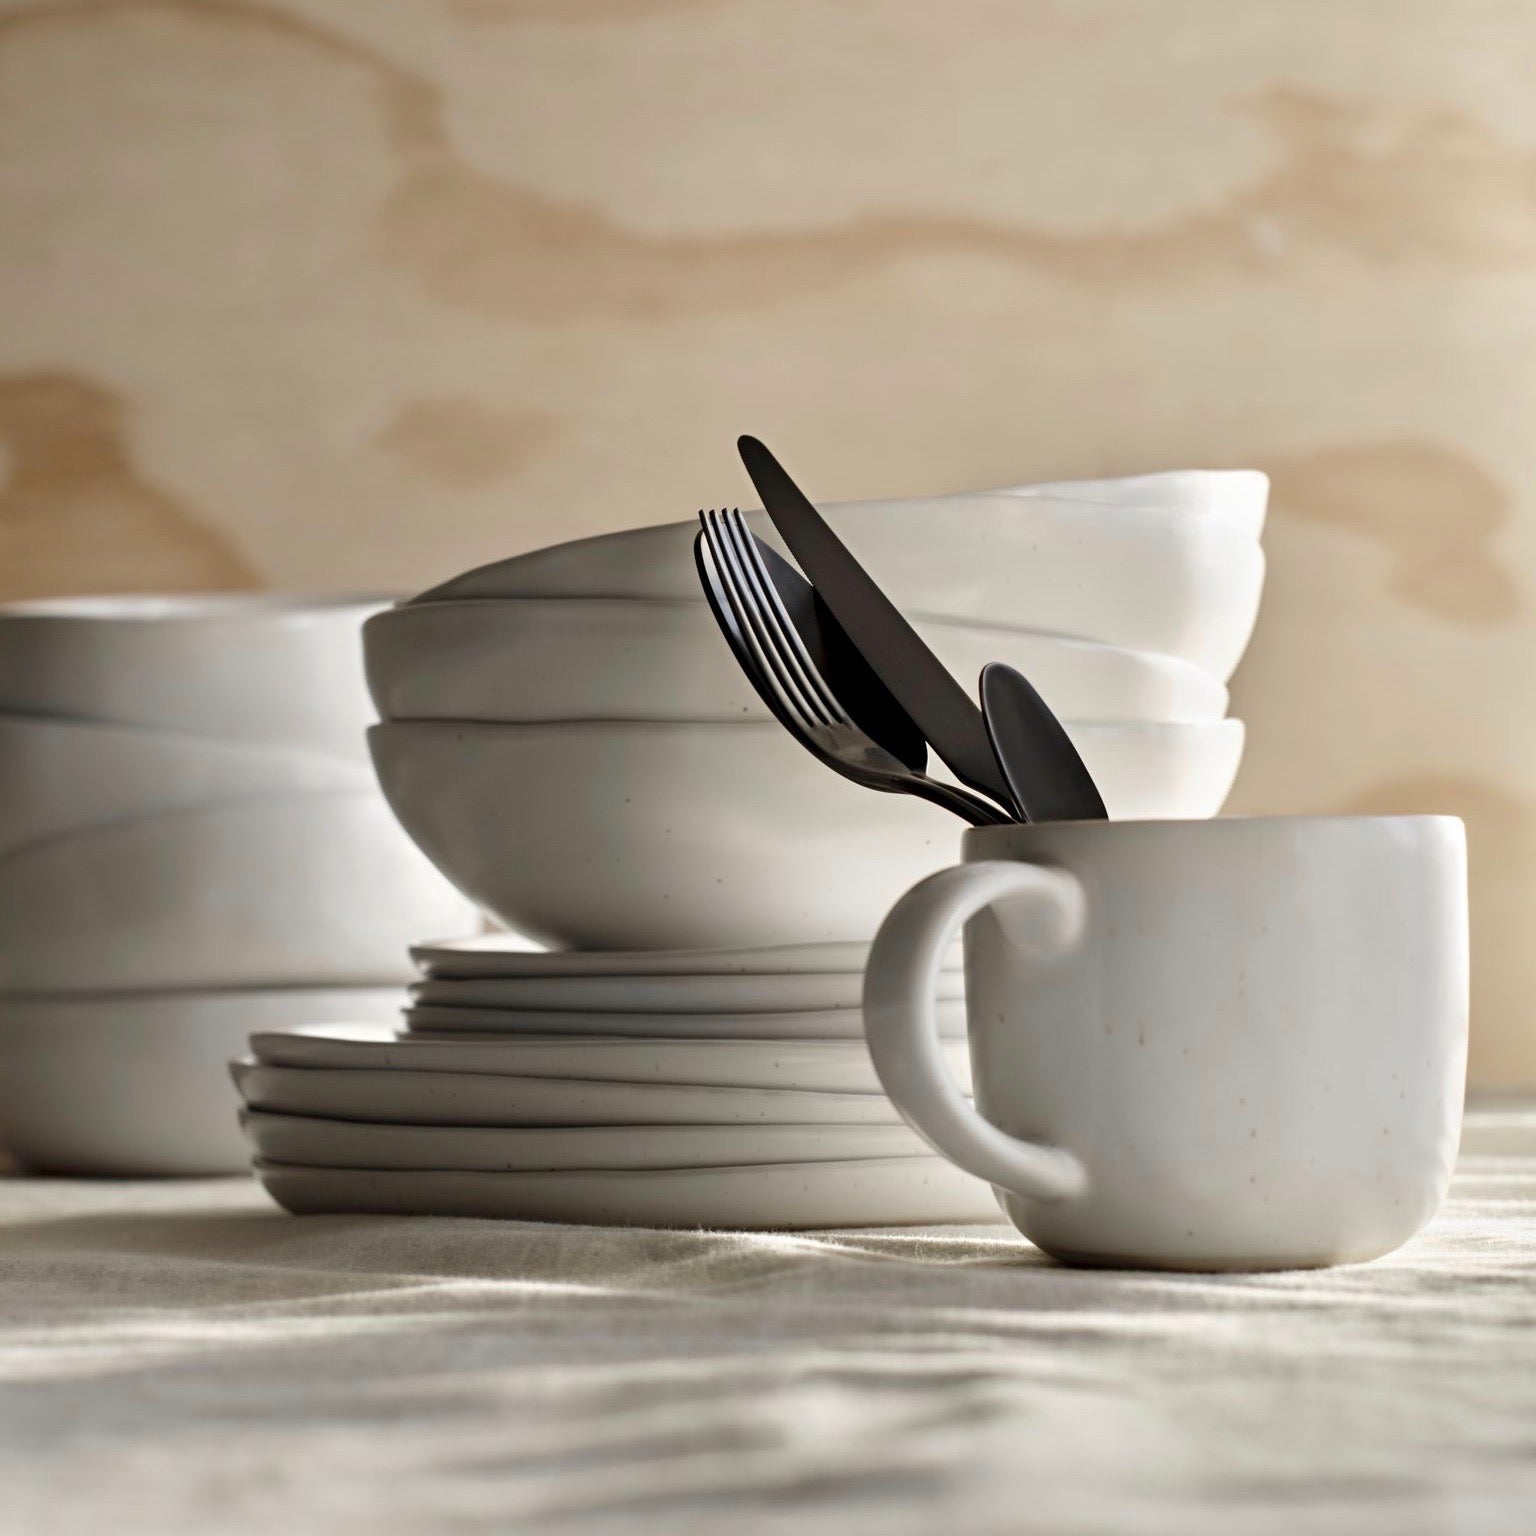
[979,662,1107,823]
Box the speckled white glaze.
[0,596,392,759]
[0,792,475,993]
[0,712,373,858]
[0,987,407,1176]
[864,816,1469,1271]
[407,496,1264,681]
[368,719,1244,951]
[364,596,1229,726]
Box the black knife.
[737,434,1019,815]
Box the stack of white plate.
[0,596,477,1176]
[364,470,1266,950]
[238,935,1002,1228]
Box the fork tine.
[695,521,754,667]
[711,509,832,729]
[698,514,790,724]
[703,503,835,731]
[698,514,1006,829]
[718,509,847,728]
[699,511,820,733]
[721,510,843,721]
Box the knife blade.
[753,538,928,772]
[737,434,1018,814]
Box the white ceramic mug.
[864,816,1468,1271]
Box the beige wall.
[2,0,1532,1085]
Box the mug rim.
[963,811,1463,848]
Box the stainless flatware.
[737,434,1021,817]
[752,536,927,772]
[980,661,1107,822]
[695,509,1009,827]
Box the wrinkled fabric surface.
[1,1105,1533,1536]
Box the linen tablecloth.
[1,1104,1534,1535]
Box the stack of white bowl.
[0,596,477,1176]
[364,470,1266,950]
[239,470,1267,1229]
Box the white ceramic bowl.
[0,713,374,859]
[364,598,1228,725]
[0,594,393,757]
[0,986,405,1175]
[988,468,1268,532]
[369,718,1244,950]
[0,791,476,993]
[410,496,1263,679]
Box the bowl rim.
[0,593,399,624]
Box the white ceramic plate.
[370,718,1245,949]
[0,791,475,993]
[411,934,959,979]
[241,1109,932,1170]
[401,1002,968,1039]
[231,1059,905,1126]
[250,1024,972,1094]
[0,594,393,758]
[0,713,372,859]
[407,494,1263,680]
[257,1157,1002,1228]
[0,987,405,1176]
[365,598,1227,726]
[409,969,964,1014]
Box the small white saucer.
[257,1156,1002,1228]
[401,1002,967,1039]
[251,1024,972,1095]
[241,1109,931,1171]
[231,1059,906,1126]
[412,934,962,980]
[409,968,964,1014]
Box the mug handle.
[864,860,1091,1202]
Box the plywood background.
[2,0,1531,1085]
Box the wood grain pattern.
[2,0,1533,1081]
[0,372,257,599]
[1264,442,1520,624]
